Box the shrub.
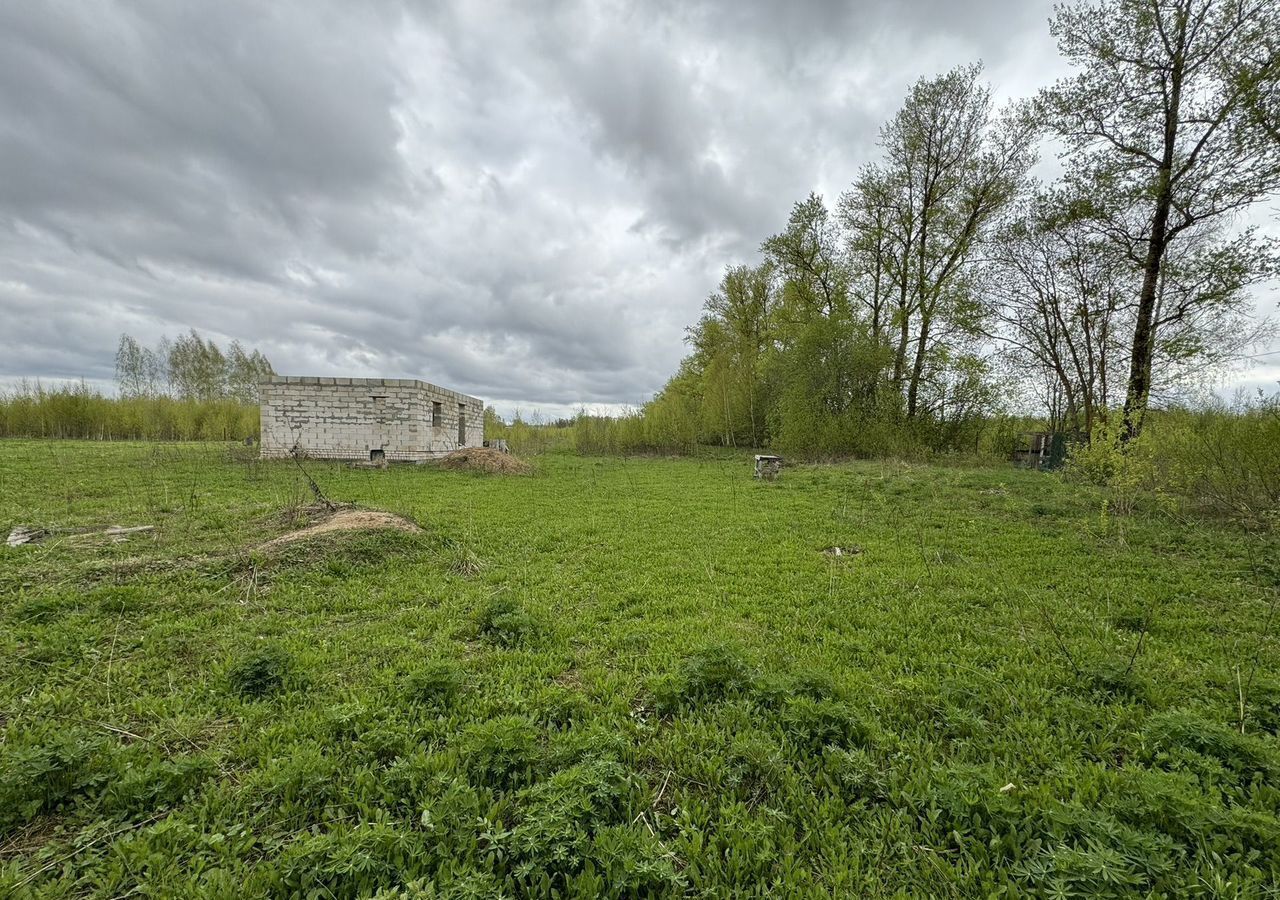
[0,381,259,440]
[1067,394,1280,527]
[228,645,294,699]
[1243,678,1280,734]
[755,668,839,709]
[587,825,686,895]
[8,595,72,625]
[529,685,591,729]
[1149,395,1280,525]
[680,645,757,701]
[1083,663,1153,705]
[277,822,428,899]
[1064,419,1165,515]
[371,869,512,899]
[101,754,215,815]
[544,725,628,772]
[779,697,871,752]
[445,539,485,577]
[721,732,790,807]
[820,747,890,802]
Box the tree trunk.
[1122,103,1178,443]
[908,198,932,420]
[907,307,930,419]
[1123,19,1184,443]
[893,289,910,388]
[1121,221,1168,441]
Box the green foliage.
[653,645,757,712]
[458,716,542,791]
[1065,419,1165,515]
[570,68,1032,462]
[404,659,465,710]
[0,727,108,829]
[484,410,576,456]
[1043,0,1280,432]
[0,380,258,440]
[102,754,215,815]
[1082,662,1153,705]
[777,697,871,752]
[227,645,295,699]
[1066,396,1280,527]
[117,329,275,402]
[444,538,485,577]
[474,596,540,648]
[507,759,628,877]
[3,443,1279,896]
[1147,394,1280,526]
[1143,710,1278,781]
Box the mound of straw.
[435,447,532,475]
[259,507,420,550]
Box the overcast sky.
[1,0,1276,418]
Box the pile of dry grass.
[435,447,532,475]
[258,506,421,551]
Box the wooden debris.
[103,526,155,543]
[7,526,48,547]
[6,524,155,547]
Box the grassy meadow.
[1,441,1278,897]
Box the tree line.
[0,380,260,441]
[628,0,1280,457]
[115,330,276,402]
[0,331,274,440]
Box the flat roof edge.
[260,375,482,403]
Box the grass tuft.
[474,595,540,647]
[227,645,295,699]
[403,659,464,709]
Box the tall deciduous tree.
[987,188,1131,433]
[114,334,147,398]
[695,263,773,446]
[761,194,849,332]
[840,165,911,348]
[114,330,274,401]
[1044,0,1280,438]
[874,64,1036,418]
[226,341,276,402]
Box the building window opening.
[432,401,443,427]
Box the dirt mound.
[258,507,421,551]
[436,447,532,475]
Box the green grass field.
[1,441,1278,898]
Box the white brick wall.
[259,376,484,462]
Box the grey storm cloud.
[0,0,1072,416]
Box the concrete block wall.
[259,376,484,462]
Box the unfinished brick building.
[258,376,484,462]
